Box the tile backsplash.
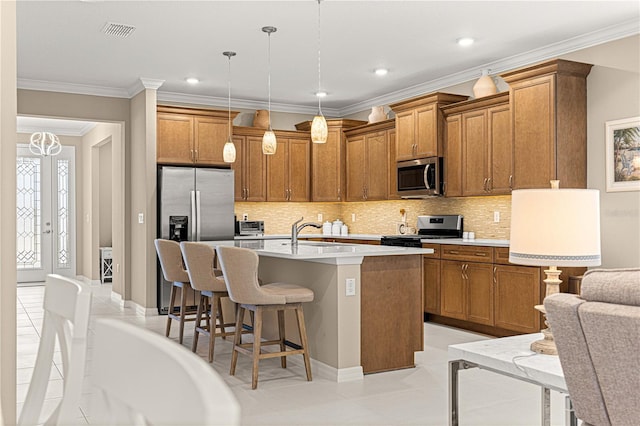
[236,195,511,239]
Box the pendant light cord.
[317,0,323,115]
[267,30,272,130]
[227,54,232,139]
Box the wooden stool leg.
[192,293,204,353]
[166,283,177,337]
[217,295,226,340]
[252,307,263,390]
[277,310,286,368]
[295,305,312,382]
[208,294,220,363]
[178,286,188,344]
[230,306,244,376]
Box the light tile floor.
[17,283,569,425]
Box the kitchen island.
[205,239,433,381]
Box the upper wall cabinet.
[344,119,396,201]
[501,59,592,189]
[266,133,311,202]
[157,106,239,166]
[442,93,511,197]
[296,119,366,202]
[390,93,468,161]
[231,128,267,202]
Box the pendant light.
[262,26,277,155]
[29,131,62,156]
[311,0,328,144]
[222,51,237,163]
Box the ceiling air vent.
[101,22,136,38]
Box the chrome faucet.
[291,217,322,245]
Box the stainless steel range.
[380,214,463,247]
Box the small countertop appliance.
[237,220,265,236]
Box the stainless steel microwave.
[397,157,443,197]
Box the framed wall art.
[605,116,640,192]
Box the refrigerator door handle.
[195,190,202,241]
[190,190,197,241]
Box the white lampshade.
[223,139,236,163]
[311,114,328,143]
[262,130,277,155]
[509,188,601,267]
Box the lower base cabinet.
[494,264,541,334]
[440,260,494,326]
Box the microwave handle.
[424,163,431,189]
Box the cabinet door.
[267,139,289,201]
[288,138,310,201]
[387,129,400,199]
[312,128,343,201]
[462,110,488,196]
[395,110,415,160]
[494,265,541,333]
[346,135,366,201]
[444,115,462,197]
[245,136,267,202]
[157,113,194,165]
[423,257,441,315]
[231,136,245,201]
[416,104,437,158]
[440,260,466,320]
[365,131,388,200]
[488,104,512,194]
[466,262,494,326]
[511,75,556,189]
[194,117,227,165]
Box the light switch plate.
[493,211,500,222]
[346,278,356,296]
[138,213,144,224]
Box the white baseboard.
[110,291,125,308]
[287,355,363,382]
[126,300,158,317]
[76,275,100,286]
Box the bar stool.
[180,242,236,363]
[154,239,196,344]
[216,245,314,389]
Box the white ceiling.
[16,0,640,120]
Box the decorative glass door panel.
[17,146,75,283]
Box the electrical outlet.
[351,213,356,222]
[493,211,500,223]
[345,278,356,296]
[242,213,248,220]
[318,213,323,222]
[138,213,144,224]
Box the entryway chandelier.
[29,132,62,157]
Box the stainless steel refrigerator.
[157,166,234,314]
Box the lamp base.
[530,327,558,355]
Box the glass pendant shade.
[223,137,236,163]
[311,114,328,143]
[262,129,277,155]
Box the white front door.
[17,145,76,283]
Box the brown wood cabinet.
[157,106,238,166]
[231,128,268,202]
[422,243,442,315]
[390,93,468,161]
[442,93,511,197]
[501,59,592,189]
[493,264,542,334]
[266,136,310,202]
[296,119,366,202]
[344,119,396,201]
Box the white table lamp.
[509,181,601,354]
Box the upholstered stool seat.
[180,242,237,363]
[154,239,197,344]
[215,245,314,389]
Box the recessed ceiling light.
[457,37,475,47]
[374,68,388,76]
[186,77,199,84]
[315,91,327,98]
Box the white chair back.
[18,274,92,426]
[90,318,240,425]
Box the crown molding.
[17,78,131,98]
[157,90,342,117]
[17,121,97,137]
[129,78,165,97]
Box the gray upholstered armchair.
[544,268,640,426]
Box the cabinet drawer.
[421,243,441,258]
[494,247,511,265]
[441,244,493,263]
